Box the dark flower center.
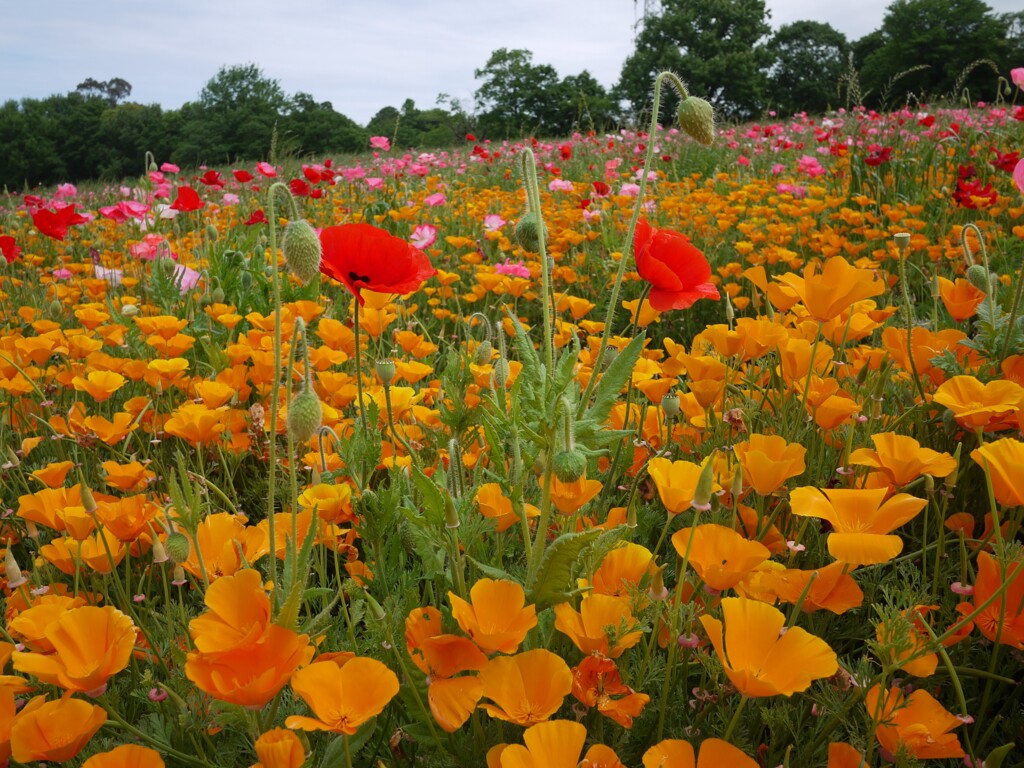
[348,271,371,283]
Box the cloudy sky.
[1,0,1019,125]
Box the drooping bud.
[151,535,169,564]
[692,456,717,512]
[515,212,547,253]
[164,531,191,564]
[205,224,219,242]
[474,339,493,366]
[552,449,587,483]
[965,264,990,294]
[49,299,63,316]
[78,475,98,514]
[677,96,716,146]
[288,390,323,444]
[4,545,27,589]
[647,565,668,602]
[282,219,322,284]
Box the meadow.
[1,73,1023,767]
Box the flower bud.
[474,340,493,366]
[677,96,716,146]
[515,212,547,253]
[692,457,716,512]
[4,546,27,589]
[205,224,219,241]
[288,390,323,444]
[151,536,169,564]
[965,264,990,293]
[49,299,63,316]
[282,220,322,284]
[164,531,191,564]
[552,449,587,483]
[211,286,226,304]
[79,478,98,514]
[121,302,139,318]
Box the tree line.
[1,0,1021,189]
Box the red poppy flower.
[592,181,610,197]
[289,178,310,197]
[319,223,436,304]
[233,169,254,183]
[31,204,87,241]
[199,170,225,188]
[633,218,719,311]
[244,210,268,226]
[0,234,19,263]
[864,146,893,166]
[170,186,204,212]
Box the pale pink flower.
[619,183,640,197]
[495,259,530,278]
[483,214,506,232]
[365,177,384,190]
[160,162,180,173]
[131,233,175,261]
[54,183,77,199]
[1012,67,1024,89]
[410,224,437,250]
[256,161,277,178]
[222,193,240,205]
[95,264,123,286]
[53,268,72,280]
[370,136,391,151]
[173,264,202,293]
[1014,157,1024,197]
[548,178,574,192]
[424,192,446,206]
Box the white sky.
[1,0,1020,124]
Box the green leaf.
[984,743,1015,768]
[583,332,646,426]
[465,554,515,581]
[319,719,377,768]
[410,465,447,527]
[527,529,602,610]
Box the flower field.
[1,75,1024,767]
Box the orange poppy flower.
[10,695,107,763]
[81,744,166,768]
[252,728,305,768]
[571,655,650,728]
[848,433,956,488]
[71,370,126,402]
[101,460,156,492]
[642,738,758,768]
[286,655,400,734]
[498,720,586,768]
[164,403,227,446]
[181,512,269,580]
[699,597,837,697]
[30,460,76,488]
[789,486,926,566]
[186,622,312,707]
[932,375,1023,432]
[0,686,13,763]
[12,605,135,694]
[474,483,540,532]
[732,434,806,494]
[188,569,270,653]
[647,457,719,514]
[874,605,939,677]
[936,276,986,321]
[450,579,537,654]
[549,476,603,515]
[553,594,643,658]
[671,523,771,591]
[581,744,627,768]
[866,684,964,759]
[826,742,865,768]
[84,412,139,444]
[774,256,884,323]
[970,551,1024,648]
[478,649,572,726]
[970,437,1024,507]
[584,542,656,604]
[736,561,863,615]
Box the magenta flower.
[424,192,446,206]
[370,136,391,151]
[495,259,530,279]
[1012,67,1024,89]
[410,224,437,250]
[483,214,506,232]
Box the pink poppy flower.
[1014,157,1024,197]
[370,136,391,151]
[366,178,384,190]
[95,264,123,286]
[54,183,78,199]
[1012,68,1024,89]
[548,178,574,192]
[53,267,73,280]
[222,193,240,205]
[424,192,446,206]
[495,259,530,278]
[410,224,437,250]
[160,162,180,173]
[173,264,202,293]
[483,214,506,232]
[256,162,277,178]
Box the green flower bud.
[677,96,716,146]
[288,390,323,444]
[515,212,546,253]
[474,340,493,366]
[164,531,191,564]
[552,449,587,483]
[205,224,219,241]
[282,220,322,284]
[49,299,63,316]
[211,286,226,304]
[965,264,990,293]
[692,457,717,511]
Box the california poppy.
[733,434,806,494]
[849,432,956,488]
[970,437,1024,508]
[553,595,644,658]
[478,649,572,726]
[774,256,884,323]
[642,738,758,768]
[320,223,436,305]
[81,744,166,768]
[970,551,1024,648]
[866,684,964,759]
[252,728,305,768]
[10,695,107,763]
[498,720,586,768]
[699,597,837,697]
[671,523,771,591]
[450,579,537,654]
[286,655,400,734]
[932,375,1023,432]
[633,218,719,311]
[571,655,650,728]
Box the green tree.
[474,48,564,137]
[75,77,133,107]
[859,0,1007,105]
[617,0,772,121]
[282,93,367,155]
[178,63,287,165]
[765,21,849,116]
[560,71,618,132]
[95,103,177,178]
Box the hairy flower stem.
[518,149,555,374]
[895,235,927,400]
[264,182,301,613]
[579,71,689,414]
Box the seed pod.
[375,358,396,385]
